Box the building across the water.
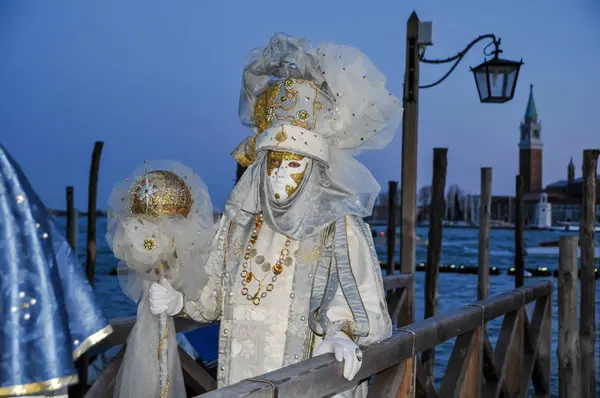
[503,84,600,225]
[367,84,600,226]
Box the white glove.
[149,279,183,316]
[313,336,362,381]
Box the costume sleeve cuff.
[168,291,184,316]
[328,320,357,342]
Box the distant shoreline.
[48,209,107,217]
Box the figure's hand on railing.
[313,336,362,381]
[149,279,183,316]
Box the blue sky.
[1,0,598,210]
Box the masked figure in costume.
[149,33,403,396]
[0,144,112,397]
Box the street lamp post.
[398,10,524,392]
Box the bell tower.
[568,157,575,184]
[519,84,543,193]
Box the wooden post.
[422,148,447,384]
[398,9,419,328]
[579,149,599,397]
[478,168,492,301]
[459,327,483,398]
[66,186,77,252]
[85,141,103,285]
[536,286,552,398]
[558,236,580,398]
[397,11,420,397]
[506,175,525,397]
[514,175,525,288]
[387,181,398,276]
[77,141,103,397]
[66,185,79,398]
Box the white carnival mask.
[266,150,310,203]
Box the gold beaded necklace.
[240,214,293,305]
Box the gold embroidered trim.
[0,375,78,397]
[266,151,304,162]
[254,85,280,133]
[72,324,114,361]
[273,80,321,131]
[254,79,324,134]
[159,375,171,398]
[233,136,258,167]
[157,322,168,361]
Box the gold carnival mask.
[266,151,309,202]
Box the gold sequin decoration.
[253,85,280,133]
[232,135,258,167]
[284,78,295,89]
[275,127,288,145]
[290,171,306,186]
[298,110,310,120]
[274,80,323,131]
[285,185,297,197]
[143,237,156,251]
[252,78,327,134]
[129,170,192,217]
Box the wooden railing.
[193,280,552,398]
[83,273,413,397]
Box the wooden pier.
[83,276,552,397]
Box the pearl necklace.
[240,214,292,305]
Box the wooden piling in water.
[387,181,398,276]
[579,149,599,397]
[558,236,580,398]
[76,141,103,397]
[85,141,103,285]
[422,148,447,385]
[66,186,78,398]
[478,168,492,301]
[514,175,525,289]
[506,175,525,396]
[66,186,76,252]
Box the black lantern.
[470,38,523,103]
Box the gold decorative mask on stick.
[266,151,310,202]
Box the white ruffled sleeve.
[180,216,229,323]
[324,216,392,345]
